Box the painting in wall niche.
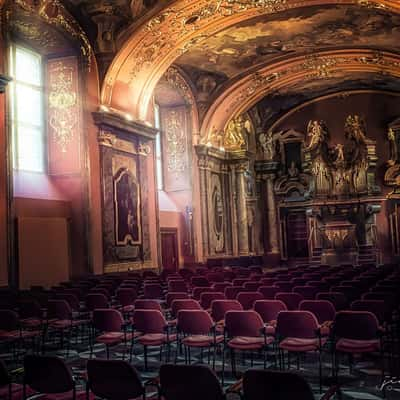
[114,168,142,246]
[210,173,225,253]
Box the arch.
[101,0,400,121]
[200,49,400,139]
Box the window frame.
[9,43,46,173]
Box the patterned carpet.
[1,321,399,400]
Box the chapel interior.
[0,1,400,399]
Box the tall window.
[154,103,163,190]
[9,45,45,172]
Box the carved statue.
[200,127,224,148]
[258,131,275,160]
[288,161,299,178]
[334,144,345,165]
[388,128,397,166]
[345,115,368,143]
[306,120,328,151]
[224,115,251,150]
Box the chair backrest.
[47,300,72,320]
[293,286,318,300]
[85,293,109,311]
[333,311,380,340]
[243,282,263,291]
[224,286,244,300]
[260,278,275,286]
[192,287,213,300]
[299,300,336,324]
[236,292,264,310]
[316,292,347,311]
[87,359,143,400]
[253,300,287,323]
[168,281,189,293]
[177,310,214,335]
[213,282,232,293]
[275,292,303,310]
[171,299,201,318]
[258,286,280,300]
[143,283,163,299]
[160,364,224,400]
[18,300,42,319]
[200,292,226,309]
[24,355,74,394]
[133,309,167,333]
[191,276,210,287]
[166,292,190,308]
[276,311,319,339]
[92,309,124,332]
[54,294,80,312]
[210,300,243,322]
[0,359,10,387]
[134,299,162,311]
[243,369,314,400]
[225,310,264,337]
[116,288,137,307]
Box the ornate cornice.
[201,49,400,139]
[101,0,400,120]
[93,110,158,141]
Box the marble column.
[236,163,249,255]
[265,174,280,254]
[198,156,210,257]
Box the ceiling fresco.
[176,5,400,81]
[250,73,400,131]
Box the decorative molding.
[101,0,400,120]
[93,110,158,141]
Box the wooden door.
[160,229,178,271]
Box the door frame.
[160,228,179,271]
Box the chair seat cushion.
[121,305,135,313]
[182,334,224,347]
[228,336,273,350]
[336,338,380,353]
[138,333,177,346]
[0,382,24,399]
[96,332,134,345]
[0,330,40,340]
[50,320,83,329]
[20,318,42,328]
[279,337,327,352]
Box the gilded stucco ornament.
[12,0,92,68]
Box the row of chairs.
[0,355,338,400]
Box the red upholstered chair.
[192,286,212,301]
[159,364,225,400]
[316,292,347,311]
[92,308,135,360]
[191,276,210,288]
[86,359,145,400]
[258,286,280,300]
[85,293,109,313]
[276,310,326,390]
[242,369,318,400]
[206,273,225,283]
[213,282,232,293]
[332,311,383,378]
[210,299,243,332]
[165,292,190,309]
[115,288,138,315]
[133,309,176,370]
[177,310,223,368]
[236,292,264,310]
[18,299,44,330]
[232,278,249,287]
[143,283,164,300]
[200,292,226,310]
[275,292,303,310]
[291,278,308,286]
[243,282,263,291]
[253,300,287,336]
[134,299,163,311]
[225,286,245,300]
[170,299,201,319]
[293,286,319,300]
[260,278,275,286]
[351,300,387,326]
[23,355,89,400]
[168,280,189,293]
[299,300,336,336]
[224,310,273,377]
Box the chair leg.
[230,347,236,378]
[144,345,148,370]
[319,350,322,394]
[106,345,110,359]
[221,344,225,386]
[129,338,134,363]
